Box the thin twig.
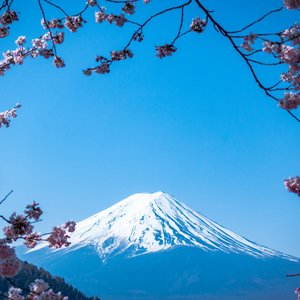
[0,190,13,205]
[228,6,284,34]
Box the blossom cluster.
[296,287,300,300]
[156,44,177,58]
[83,48,133,75]
[240,19,299,111]
[190,17,207,33]
[283,0,300,9]
[47,221,76,248]
[0,10,18,38]
[95,8,128,27]
[241,33,257,52]
[0,200,76,278]
[0,31,66,79]
[8,279,68,300]
[42,16,85,33]
[111,49,133,61]
[0,103,21,128]
[0,240,21,277]
[122,2,135,15]
[284,176,300,196]
[263,23,300,110]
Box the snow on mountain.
[33,191,294,261]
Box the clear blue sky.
[1,0,300,256]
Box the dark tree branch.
[0,190,13,205]
[228,6,284,34]
[194,0,300,123]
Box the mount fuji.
[21,192,300,300]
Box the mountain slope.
[22,192,300,300]
[33,191,295,261]
[0,261,99,300]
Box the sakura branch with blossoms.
[0,0,299,126]
[0,191,76,299]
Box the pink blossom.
[24,232,42,248]
[64,16,85,32]
[94,62,110,74]
[87,0,97,6]
[42,19,64,29]
[95,10,108,23]
[83,69,92,76]
[0,254,21,277]
[54,56,65,68]
[283,0,300,9]
[190,17,207,33]
[241,33,257,52]
[64,221,76,232]
[0,240,15,259]
[155,44,177,58]
[279,92,300,110]
[24,201,43,221]
[0,103,21,128]
[15,36,26,46]
[29,279,49,294]
[122,2,135,15]
[0,10,18,26]
[132,31,144,42]
[284,176,300,195]
[0,26,9,38]
[110,49,133,61]
[281,23,300,46]
[47,226,70,248]
[39,49,54,59]
[32,38,47,49]
[53,32,64,45]
[8,287,24,300]
[4,213,33,241]
[107,14,127,27]
[262,41,280,54]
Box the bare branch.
[228,6,284,34]
[0,190,13,206]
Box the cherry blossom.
[284,176,300,196]
[283,0,300,10]
[15,36,26,46]
[54,56,65,68]
[24,201,43,221]
[110,49,133,61]
[295,288,300,300]
[64,16,85,32]
[47,226,71,248]
[155,44,177,58]
[0,10,18,26]
[122,2,135,15]
[241,33,257,52]
[0,103,21,128]
[7,279,68,300]
[8,287,24,300]
[0,253,21,277]
[87,0,97,7]
[64,221,76,232]
[95,9,107,23]
[190,17,207,33]
[0,26,9,38]
[279,92,300,110]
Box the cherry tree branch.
[228,6,284,34]
[194,0,300,123]
[0,190,13,205]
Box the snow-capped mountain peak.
[33,192,295,261]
